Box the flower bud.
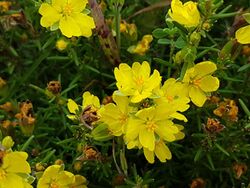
[2,136,14,149]
[91,123,113,141]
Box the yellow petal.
[193,61,217,78]
[170,112,188,122]
[67,99,79,114]
[69,0,87,12]
[72,13,95,38]
[125,118,142,141]
[67,114,78,120]
[189,86,207,107]
[39,3,61,27]
[82,91,100,109]
[2,173,26,188]
[59,16,81,38]
[143,147,154,164]
[199,75,220,92]
[57,171,75,185]
[235,25,250,44]
[155,141,172,162]
[139,128,155,151]
[112,94,129,114]
[52,0,66,12]
[3,152,31,173]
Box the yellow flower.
[100,94,130,136]
[128,35,153,55]
[235,25,250,44]
[156,78,190,122]
[125,105,179,151]
[39,0,95,38]
[143,140,172,164]
[0,151,32,188]
[114,61,161,103]
[67,91,100,120]
[70,175,88,188]
[37,165,75,188]
[168,0,200,28]
[182,61,220,107]
[56,39,68,51]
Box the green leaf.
[50,22,59,31]
[238,63,250,72]
[206,154,215,170]
[194,148,203,162]
[239,99,250,118]
[157,38,171,45]
[152,28,168,38]
[243,13,250,24]
[175,37,186,49]
[215,143,230,156]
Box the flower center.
[193,79,201,87]
[135,76,144,87]
[50,182,59,188]
[63,3,73,16]
[166,95,174,102]
[119,114,127,124]
[146,121,157,132]
[0,169,6,180]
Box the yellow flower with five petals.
[182,61,220,107]
[39,0,95,38]
[125,105,179,151]
[114,61,161,103]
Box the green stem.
[112,139,122,175]
[115,6,121,53]
[210,12,238,19]
[167,40,175,78]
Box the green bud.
[190,32,201,46]
[218,39,235,61]
[91,123,113,141]
[174,50,184,64]
[2,136,14,149]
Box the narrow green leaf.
[206,154,215,170]
[238,64,250,72]
[239,99,250,118]
[194,148,203,162]
[215,143,230,156]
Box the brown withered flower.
[0,102,14,113]
[47,81,61,95]
[76,146,101,161]
[15,100,36,135]
[190,178,206,188]
[208,96,220,104]
[80,105,100,127]
[213,99,238,122]
[233,163,247,179]
[0,1,11,13]
[242,45,250,56]
[204,118,225,134]
[102,95,113,105]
